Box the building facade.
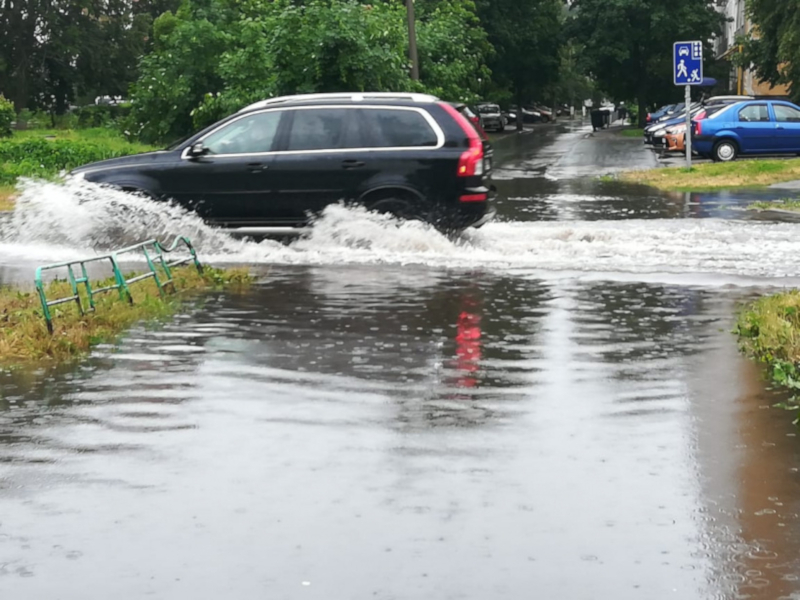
[715,0,790,96]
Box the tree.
[414,0,493,102]
[747,1,800,102]
[475,0,563,130]
[569,0,723,127]
[0,0,181,114]
[127,0,494,143]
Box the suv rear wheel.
[367,197,423,222]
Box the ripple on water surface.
[1,269,799,598]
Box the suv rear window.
[362,108,438,148]
[287,108,360,151]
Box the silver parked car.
[476,103,507,132]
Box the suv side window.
[287,108,360,151]
[202,111,282,155]
[738,104,770,122]
[363,108,438,148]
[774,104,800,122]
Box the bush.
[0,137,141,185]
[16,109,49,130]
[0,95,15,138]
[72,104,132,128]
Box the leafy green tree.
[570,0,723,126]
[475,0,563,130]
[0,0,181,115]
[412,0,493,102]
[128,0,493,143]
[746,1,800,101]
[0,94,15,137]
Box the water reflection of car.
[71,92,496,235]
[692,99,800,161]
[476,103,506,132]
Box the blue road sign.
[674,41,703,85]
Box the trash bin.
[590,109,604,131]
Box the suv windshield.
[478,105,500,114]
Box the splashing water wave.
[2,179,800,284]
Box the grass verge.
[747,199,800,212]
[619,128,645,138]
[11,127,154,153]
[0,128,155,187]
[0,266,251,365]
[736,291,800,421]
[621,158,800,191]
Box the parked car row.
[693,99,800,161]
[643,96,753,153]
[644,95,800,162]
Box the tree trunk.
[515,87,523,132]
[637,97,647,128]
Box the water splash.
[2,178,800,284]
[0,178,257,254]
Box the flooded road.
[2,121,800,599]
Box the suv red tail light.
[440,102,485,177]
[694,120,703,136]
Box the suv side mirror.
[188,142,208,158]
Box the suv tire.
[367,197,423,222]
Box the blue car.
[692,99,800,161]
[647,104,677,124]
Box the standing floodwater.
[1,123,800,599]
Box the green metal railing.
[35,237,203,334]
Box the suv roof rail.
[240,92,440,112]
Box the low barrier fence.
[34,237,202,333]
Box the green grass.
[736,290,800,419]
[747,198,800,212]
[622,158,800,191]
[0,266,251,365]
[619,128,645,138]
[12,127,154,154]
[0,128,156,188]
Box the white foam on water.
[2,179,800,285]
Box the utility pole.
[406,0,419,81]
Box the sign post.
[673,41,703,169]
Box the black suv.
[72,93,496,235]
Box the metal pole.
[406,0,419,81]
[685,84,692,169]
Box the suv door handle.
[342,159,365,169]
[247,163,267,173]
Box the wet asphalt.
[2,120,800,600]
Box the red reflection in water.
[453,303,482,388]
